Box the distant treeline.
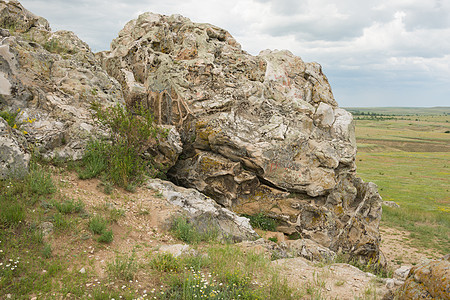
[344,107,450,116]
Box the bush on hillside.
[79,102,165,188]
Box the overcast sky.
[20,0,450,108]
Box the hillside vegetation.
[352,107,450,256]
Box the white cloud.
[18,0,450,107]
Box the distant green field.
[345,106,450,116]
[353,108,450,255]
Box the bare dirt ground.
[44,169,432,299]
[379,226,438,269]
[46,170,179,296]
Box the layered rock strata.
[100,13,384,264]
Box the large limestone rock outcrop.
[0,0,123,162]
[100,13,384,264]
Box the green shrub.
[242,213,277,231]
[87,102,164,188]
[98,229,113,243]
[170,215,218,244]
[26,164,57,196]
[78,139,108,179]
[54,198,84,214]
[89,215,107,235]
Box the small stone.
[382,201,400,208]
[394,265,412,280]
[385,278,395,289]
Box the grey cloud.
[16,0,450,107]
[403,7,450,31]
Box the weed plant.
[80,102,165,188]
[53,197,84,214]
[149,252,181,272]
[0,109,21,128]
[152,244,300,300]
[98,230,114,243]
[107,253,138,281]
[89,215,107,235]
[26,163,57,196]
[242,213,278,231]
[170,215,219,244]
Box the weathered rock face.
[398,255,450,300]
[100,12,383,263]
[0,0,123,161]
[147,178,258,242]
[0,117,29,178]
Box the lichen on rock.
[99,11,384,264]
[0,0,123,161]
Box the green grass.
[152,244,300,300]
[53,197,84,214]
[354,110,450,255]
[170,215,219,244]
[78,139,109,179]
[106,253,138,281]
[98,229,114,243]
[89,215,108,235]
[26,164,57,196]
[242,213,278,231]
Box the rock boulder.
[100,12,384,264]
[398,255,450,300]
[0,0,123,161]
[147,178,258,242]
[0,117,29,178]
